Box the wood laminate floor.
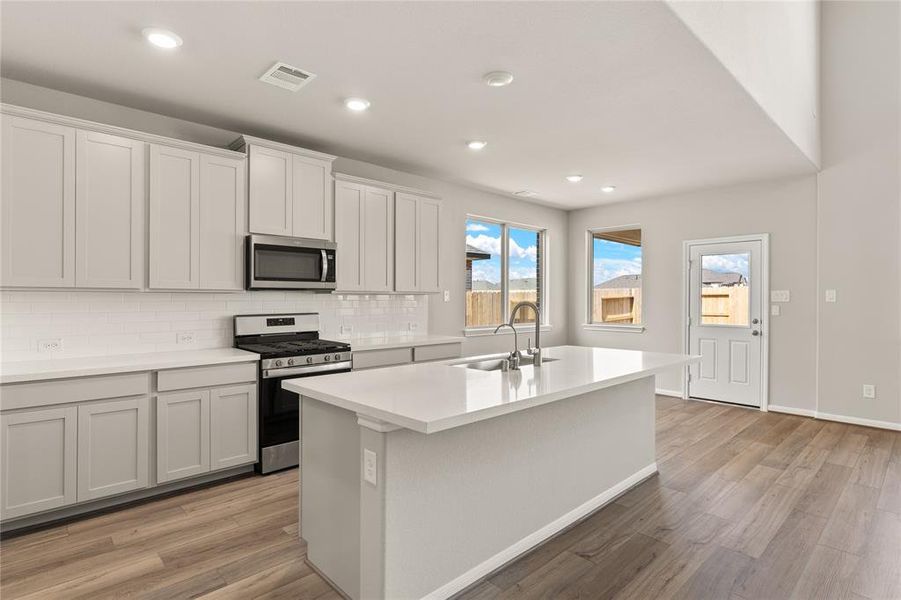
[2,397,899,599]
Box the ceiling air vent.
[259,62,317,92]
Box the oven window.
[255,245,322,281]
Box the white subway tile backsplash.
[0,290,428,362]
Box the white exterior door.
[688,239,764,407]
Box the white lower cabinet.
[157,383,258,483]
[210,384,257,470]
[0,406,78,520]
[77,397,150,502]
[156,390,211,483]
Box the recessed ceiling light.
[514,190,538,197]
[482,71,514,87]
[467,140,487,150]
[142,28,183,49]
[566,174,584,183]
[601,185,617,193]
[344,98,371,112]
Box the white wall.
[816,0,900,427]
[667,0,821,167]
[568,175,819,409]
[0,79,569,359]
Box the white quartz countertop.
[284,345,698,434]
[0,348,260,384]
[345,334,464,352]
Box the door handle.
[752,330,760,336]
[321,249,328,282]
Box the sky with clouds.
[466,220,538,284]
[593,238,642,285]
[701,253,750,279]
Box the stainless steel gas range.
[234,313,352,474]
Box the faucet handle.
[526,337,536,355]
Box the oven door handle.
[321,249,328,282]
[263,361,353,379]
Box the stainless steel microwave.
[246,235,337,290]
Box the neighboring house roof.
[466,244,491,261]
[471,279,500,290]
[702,269,747,286]
[509,277,537,291]
[595,274,641,289]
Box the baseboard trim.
[768,405,816,418]
[423,462,658,600]
[815,411,901,431]
[655,388,683,398]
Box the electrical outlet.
[408,322,418,331]
[363,449,378,486]
[176,332,195,345]
[862,384,876,399]
[38,339,63,353]
[771,305,781,316]
[825,289,837,303]
[443,290,450,302]
[340,325,354,335]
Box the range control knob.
[287,359,295,366]
[334,354,342,361]
[275,360,283,367]
[306,357,314,364]
[324,355,331,362]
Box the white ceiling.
[0,1,815,209]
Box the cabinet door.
[75,131,145,289]
[394,192,419,292]
[149,144,200,289]
[210,384,257,470]
[362,186,394,292]
[199,154,246,290]
[417,198,441,293]
[1,115,76,287]
[77,396,150,502]
[156,390,210,483]
[335,181,364,291]
[248,145,292,236]
[0,406,77,519]
[292,155,332,240]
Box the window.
[700,252,750,326]
[589,228,642,325]
[465,218,544,329]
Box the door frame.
[681,233,770,411]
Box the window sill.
[582,323,645,333]
[464,324,553,337]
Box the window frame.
[464,215,548,334]
[585,224,645,333]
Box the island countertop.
[283,345,697,433]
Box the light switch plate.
[825,289,837,303]
[770,290,791,303]
[363,449,377,486]
[771,305,781,316]
[862,384,876,399]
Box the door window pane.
[465,219,502,327]
[508,227,541,324]
[591,229,642,324]
[700,253,750,326]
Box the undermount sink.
[455,355,558,372]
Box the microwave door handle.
[321,249,328,282]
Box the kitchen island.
[283,345,697,600]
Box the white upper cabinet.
[199,154,246,290]
[149,144,200,289]
[239,137,336,240]
[394,193,441,293]
[75,131,145,289]
[248,145,292,236]
[335,179,394,292]
[1,114,76,287]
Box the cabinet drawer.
[1,373,151,411]
[413,343,462,363]
[157,362,257,392]
[352,347,412,370]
